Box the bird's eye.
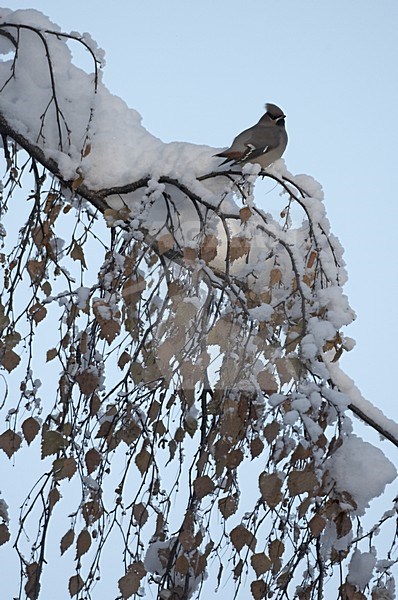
[270,114,284,122]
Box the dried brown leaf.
[3,330,21,348]
[0,523,10,546]
[298,496,312,519]
[258,472,283,508]
[207,317,240,349]
[76,369,99,396]
[269,539,285,562]
[340,582,367,600]
[275,357,300,385]
[251,553,272,577]
[71,174,84,192]
[48,487,61,511]
[90,394,101,416]
[193,475,215,499]
[157,233,175,255]
[25,562,40,600]
[179,529,196,552]
[27,259,45,283]
[104,206,130,226]
[93,299,121,344]
[118,562,146,599]
[95,419,114,439]
[29,302,47,324]
[307,250,317,269]
[239,206,253,222]
[218,495,238,519]
[82,498,103,526]
[135,448,151,475]
[69,574,84,597]
[201,234,218,263]
[335,511,352,538]
[287,468,318,497]
[277,571,290,589]
[46,348,57,362]
[122,276,146,305]
[85,448,102,474]
[251,579,268,600]
[175,554,189,575]
[76,529,91,559]
[291,443,311,463]
[230,236,250,262]
[193,550,207,576]
[263,422,280,444]
[118,351,131,370]
[119,420,141,446]
[230,525,256,553]
[269,268,282,286]
[41,430,66,458]
[133,502,149,526]
[250,437,264,459]
[101,318,120,344]
[53,457,77,481]
[70,241,87,268]
[183,247,197,264]
[308,513,326,537]
[147,400,161,423]
[257,370,278,394]
[0,348,21,372]
[0,312,10,334]
[233,558,243,579]
[0,429,22,458]
[22,417,40,445]
[226,448,244,469]
[60,529,75,555]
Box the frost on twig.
[0,9,397,600]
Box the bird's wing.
[214,125,255,162]
[238,125,282,162]
[215,124,282,164]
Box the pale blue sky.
[1,0,398,596]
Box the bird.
[214,103,288,169]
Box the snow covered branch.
[0,9,397,600]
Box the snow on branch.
[0,8,397,600]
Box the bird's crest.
[265,103,285,119]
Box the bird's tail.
[213,151,240,165]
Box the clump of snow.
[300,334,318,360]
[0,9,218,190]
[144,538,206,598]
[291,397,311,412]
[317,287,356,329]
[248,303,273,322]
[268,394,286,408]
[75,286,91,309]
[83,475,100,491]
[347,548,377,590]
[292,174,324,201]
[307,317,336,347]
[283,410,299,425]
[321,520,353,556]
[326,434,396,515]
